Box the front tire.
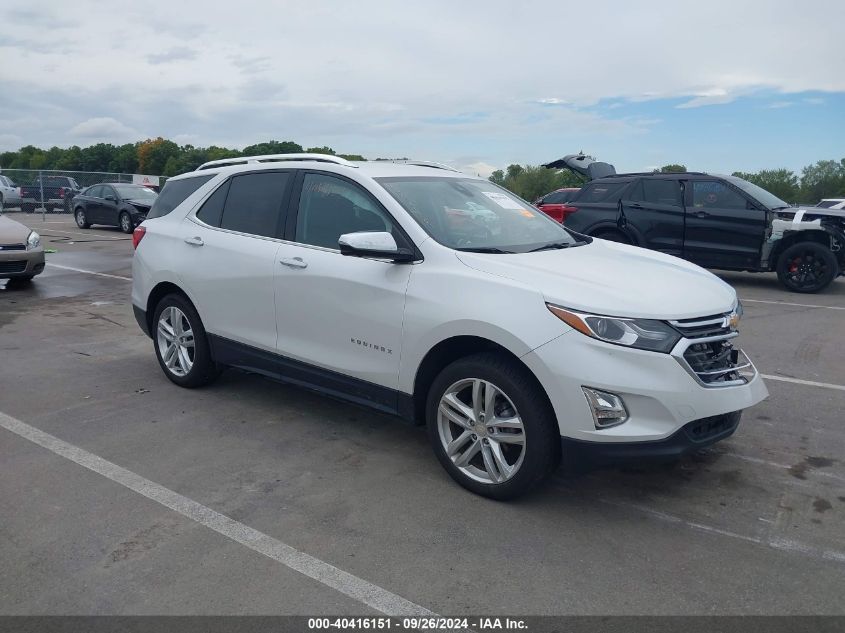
[119,211,133,234]
[75,208,90,229]
[426,352,560,500]
[152,294,219,388]
[776,241,838,293]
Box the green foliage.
[732,168,800,203]
[798,159,845,202]
[659,164,687,173]
[0,139,360,177]
[489,164,584,201]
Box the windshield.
[722,175,789,210]
[376,177,580,253]
[113,184,158,200]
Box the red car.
[534,187,580,223]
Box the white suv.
[131,153,768,499]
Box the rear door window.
[87,186,104,198]
[630,179,682,206]
[576,182,627,203]
[147,174,214,219]
[219,172,291,238]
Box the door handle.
[280,256,308,269]
[184,236,204,246]
[695,211,710,218]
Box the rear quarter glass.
[147,175,214,219]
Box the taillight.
[559,205,578,222]
[132,226,146,250]
[58,188,65,198]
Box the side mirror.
[338,231,415,262]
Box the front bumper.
[522,330,768,445]
[0,248,45,278]
[562,410,741,465]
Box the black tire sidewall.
[152,294,217,388]
[777,242,838,293]
[425,352,560,500]
[120,212,133,233]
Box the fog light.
[582,387,628,429]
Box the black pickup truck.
[543,154,845,293]
[19,175,83,213]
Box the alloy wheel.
[437,378,526,484]
[121,213,131,232]
[157,306,195,377]
[76,211,85,227]
[786,250,828,289]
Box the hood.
[455,240,736,320]
[0,214,32,244]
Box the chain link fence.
[0,169,161,218]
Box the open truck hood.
[542,154,616,181]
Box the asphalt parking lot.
[1,213,844,616]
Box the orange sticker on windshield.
[519,209,534,217]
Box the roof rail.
[392,160,461,173]
[196,153,357,171]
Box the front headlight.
[26,230,40,250]
[547,304,681,353]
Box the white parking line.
[38,228,128,240]
[742,298,845,311]
[46,263,131,281]
[0,411,434,617]
[595,498,845,565]
[760,374,845,392]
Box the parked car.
[544,154,845,293]
[73,183,158,233]
[816,198,845,210]
[0,175,22,209]
[0,211,44,283]
[131,153,767,499]
[534,187,581,223]
[19,175,82,213]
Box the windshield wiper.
[528,241,573,252]
[454,246,513,254]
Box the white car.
[131,153,768,499]
[816,198,845,210]
[0,175,22,208]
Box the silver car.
[0,212,44,283]
[0,175,22,209]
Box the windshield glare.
[114,185,158,200]
[723,176,788,209]
[376,177,578,252]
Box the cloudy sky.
[1,0,844,175]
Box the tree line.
[0,139,365,177]
[490,160,845,205]
[2,139,843,204]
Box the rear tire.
[152,293,219,388]
[119,211,133,234]
[776,241,838,293]
[23,204,34,214]
[426,352,560,500]
[593,229,632,244]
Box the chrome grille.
[670,312,754,387]
[0,243,26,251]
